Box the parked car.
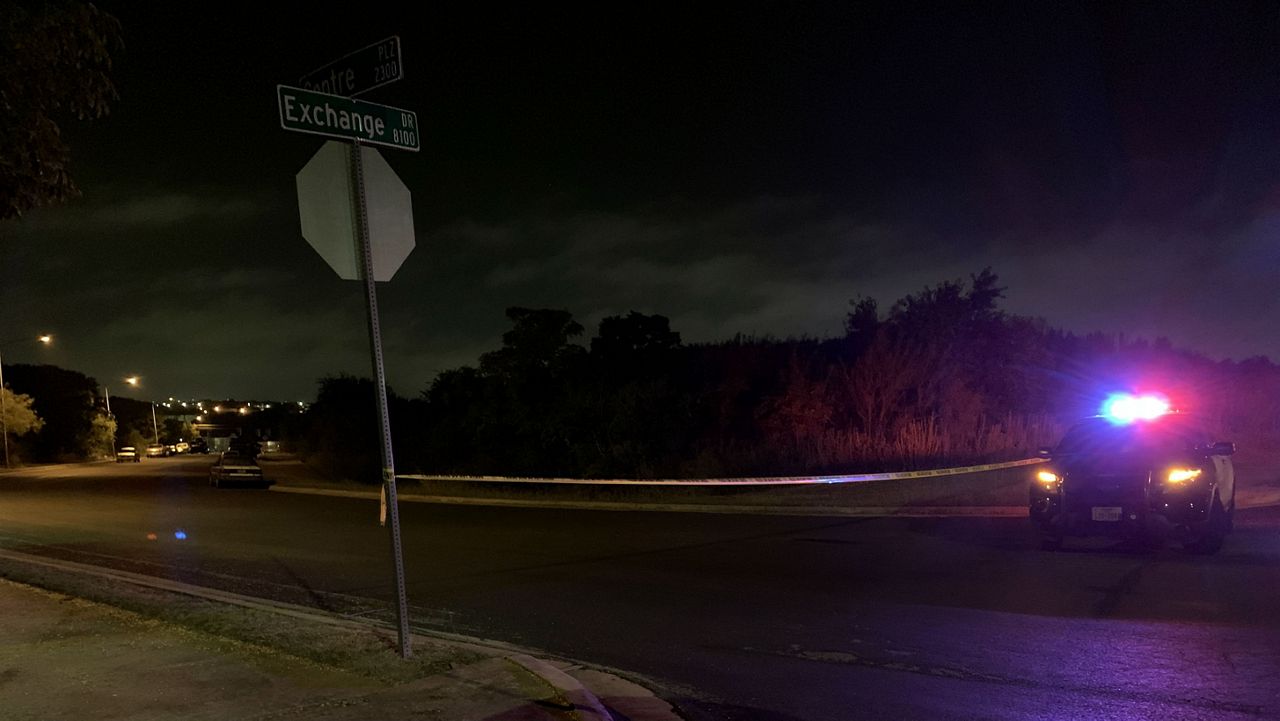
[115,446,140,463]
[175,441,190,454]
[227,437,262,460]
[145,443,168,458]
[208,450,267,488]
[1030,395,1236,554]
[188,438,209,454]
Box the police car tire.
[1134,529,1163,552]
[1185,495,1227,555]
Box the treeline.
[0,365,204,464]
[0,365,113,463]
[301,270,1280,481]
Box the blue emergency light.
[1101,393,1170,424]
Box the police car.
[1030,394,1236,553]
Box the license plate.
[1091,506,1123,522]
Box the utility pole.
[1,349,8,469]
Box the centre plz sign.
[299,36,401,97]
[277,85,420,152]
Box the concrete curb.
[269,483,1030,518]
[508,653,613,721]
[1238,487,1280,509]
[0,548,656,720]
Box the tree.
[160,417,194,444]
[120,427,148,452]
[471,308,588,474]
[302,375,418,481]
[758,352,835,464]
[85,413,114,457]
[1,386,43,436]
[303,375,381,481]
[420,367,494,473]
[108,396,156,446]
[2,386,44,462]
[3,363,101,460]
[1,0,122,219]
[479,307,585,378]
[591,312,681,364]
[844,295,879,353]
[840,329,935,443]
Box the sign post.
[349,140,413,660]
[278,39,415,659]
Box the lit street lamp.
[0,334,53,468]
[123,375,160,444]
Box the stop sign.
[295,141,415,282]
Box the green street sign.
[277,84,419,152]
[300,36,402,97]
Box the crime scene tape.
[398,457,1046,487]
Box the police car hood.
[1052,451,1196,476]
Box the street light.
[123,376,160,444]
[0,333,54,468]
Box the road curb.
[0,547,656,720]
[507,653,614,721]
[268,484,1029,517]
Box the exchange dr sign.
[277,85,420,152]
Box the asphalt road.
[1,457,1278,720]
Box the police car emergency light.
[1101,393,1170,424]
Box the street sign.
[282,39,419,658]
[296,141,415,281]
[299,36,402,97]
[277,85,420,152]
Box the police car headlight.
[1036,470,1061,486]
[1166,468,1202,484]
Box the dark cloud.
[5,2,1280,401]
[25,192,262,231]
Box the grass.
[0,559,488,685]
[405,467,1032,508]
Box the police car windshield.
[1055,416,1204,456]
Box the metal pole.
[151,403,160,444]
[1,349,8,469]
[104,387,115,454]
[350,140,412,658]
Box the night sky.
[4,3,1280,401]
